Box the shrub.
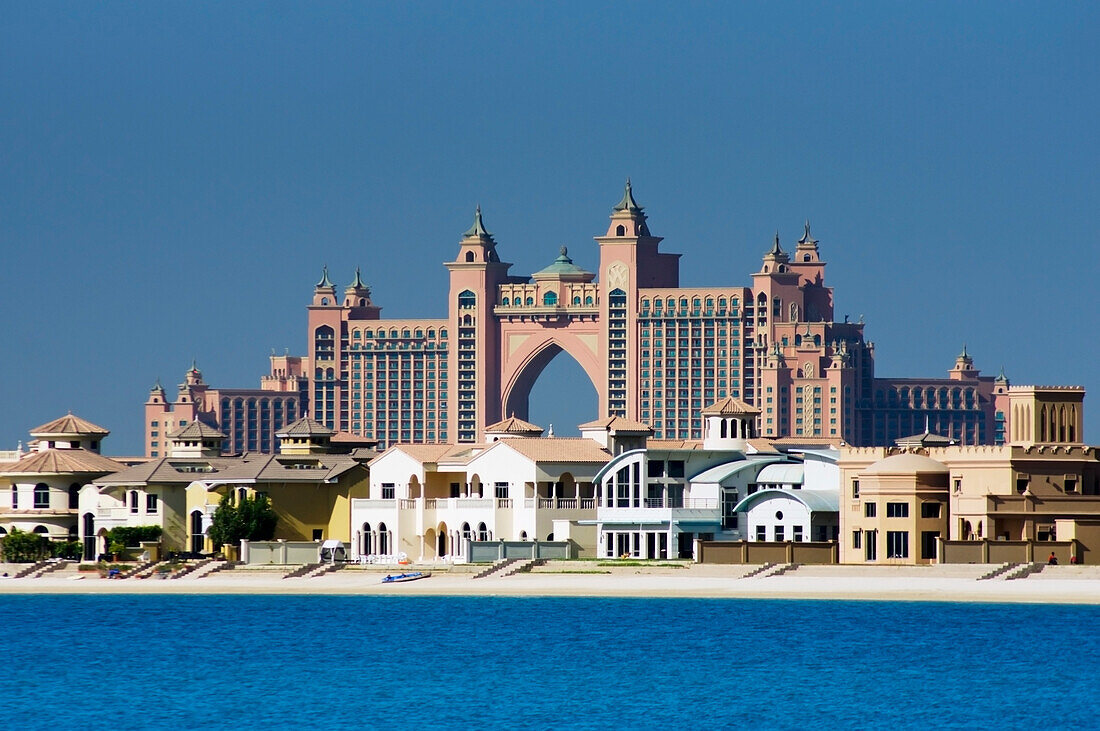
[0,529,50,563]
[208,493,278,549]
[105,525,163,551]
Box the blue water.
[4,595,1097,728]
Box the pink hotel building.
[146,182,1030,456]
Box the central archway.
[501,336,601,424]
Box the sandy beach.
[3,563,1100,604]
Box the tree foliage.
[207,493,278,549]
[0,528,50,562]
[105,525,164,553]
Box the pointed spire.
[613,178,643,213]
[348,267,367,291]
[315,265,334,289]
[960,343,968,358]
[797,220,818,246]
[463,205,492,238]
[151,376,164,393]
[190,357,198,372]
[767,230,785,256]
[996,365,1008,382]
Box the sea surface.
[4,595,1097,729]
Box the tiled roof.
[496,438,611,463]
[577,416,653,433]
[30,414,110,436]
[168,421,226,440]
[700,396,760,416]
[277,417,335,437]
[0,449,126,475]
[485,416,544,435]
[373,444,456,466]
[95,452,364,486]
[646,439,705,450]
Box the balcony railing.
[537,498,595,510]
[604,498,720,510]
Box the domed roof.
[865,453,948,475]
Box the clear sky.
[1,2,1097,455]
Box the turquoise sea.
[5,595,1097,729]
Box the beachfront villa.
[355,399,842,562]
[593,398,839,558]
[352,415,616,563]
[0,415,127,543]
[85,417,370,558]
[840,385,1100,565]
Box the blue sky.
[1,2,1097,455]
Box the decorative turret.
[605,179,651,238]
[454,205,501,264]
[167,421,226,458]
[950,344,979,380]
[795,220,820,260]
[701,397,760,450]
[343,267,381,317]
[148,378,166,405]
[312,265,338,307]
[277,417,336,455]
[760,231,791,274]
[185,359,203,386]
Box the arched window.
[378,522,390,555]
[500,297,509,306]
[129,490,139,514]
[427,329,435,339]
[34,483,50,509]
[584,296,593,306]
[477,522,489,541]
[10,484,17,509]
[440,328,447,339]
[525,297,534,306]
[465,251,475,262]
[320,297,329,305]
[616,224,625,236]
[543,292,558,306]
[572,296,581,305]
[390,328,398,338]
[401,329,410,338]
[458,290,476,309]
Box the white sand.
[4,565,1100,604]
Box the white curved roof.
[690,457,784,484]
[733,489,839,514]
[755,463,804,485]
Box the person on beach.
[1048,552,1058,565]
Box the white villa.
[0,414,127,543]
[353,400,841,563]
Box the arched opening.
[464,251,474,262]
[68,483,80,509]
[34,483,50,509]
[424,527,437,561]
[616,224,625,236]
[377,522,390,555]
[477,522,489,541]
[362,522,373,556]
[505,342,599,435]
[190,510,205,554]
[437,522,449,558]
[82,512,96,560]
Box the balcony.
[599,497,720,526]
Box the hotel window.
[494,482,509,499]
[864,502,876,518]
[920,502,941,519]
[886,502,909,518]
[886,531,909,559]
[146,493,158,513]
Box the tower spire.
[613,178,642,213]
[769,230,784,256]
[463,205,491,238]
[315,265,334,288]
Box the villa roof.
[484,416,545,435]
[894,431,957,448]
[95,452,363,487]
[646,439,704,450]
[691,458,785,485]
[0,449,126,476]
[168,421,226,440]
[865,453,949,475]
[30,413,110,437]
[578,416,653,434]
[374,443,457,466]
[277,417,335,438]
[756,462,806,485]
[700,396,759,416]
[496,438,611,463]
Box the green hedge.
[105,525,163,553]
[0,529,81,562]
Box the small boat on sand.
[382,571,431,584]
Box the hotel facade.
[147,183,1025,454]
